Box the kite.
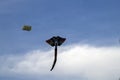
[22,25,32,31]
[46,36,66,71]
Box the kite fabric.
[46,36,66,47]
[22,25,32,31]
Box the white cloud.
[0,44,120,80]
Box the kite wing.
[46,36,66,47]
[46,37,57,47]
[57,36,66,46]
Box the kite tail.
[50,45,57,71]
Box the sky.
[0,0,120,80]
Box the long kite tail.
[50,45,57,71]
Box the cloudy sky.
[0,0,120,80]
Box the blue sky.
[0,0,120,80]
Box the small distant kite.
[22,25,32,31]
[46,36,66,71]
